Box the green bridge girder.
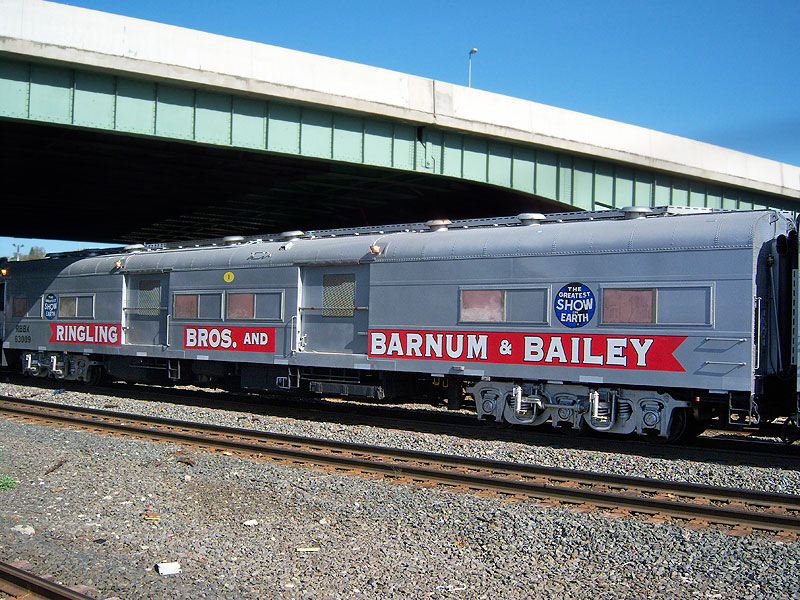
[0,56,788,214]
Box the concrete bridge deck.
[1,0,798,242]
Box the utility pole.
[12,243,24,261]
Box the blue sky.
[3,0,799,255]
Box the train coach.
[1,206,798,441]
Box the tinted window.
[227,293,255,319]
[12,297,27,317]
[602,289,655,324]
[461,289,505,322]
[174,294,198,319]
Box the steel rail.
[2,395,797,509]
[0,561,96,600]
[6,378,799,460]
[1,396,799,533]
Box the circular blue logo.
[554,282,595,328]
[43,294,58,320]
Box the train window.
[59,296,77,317]
[506,288,548,324]
[255,292,283,320]
[227,293,255,319]
[656,287,712,325]
[27,297,42,318]
[602,288,655,324]
[199,294,222,319]
[174,294,198,319]
[58,295,94,318]
[174,293,222,319]
[77,296,93,318]
[0,283,4,312]
[12,297,27,317]
[461,289,505,322]
[322,274,355,318]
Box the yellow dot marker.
[224,271,235,283]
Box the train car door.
[299,265,369,354]
[123,273,169,346]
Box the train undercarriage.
[12,349,799,443]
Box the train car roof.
[11,207,795,277]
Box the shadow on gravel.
[3,372,799,471]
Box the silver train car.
[1,206,798,441]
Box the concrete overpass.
[1,0,799,243]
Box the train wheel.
[780,416,799,444]
[560,417,589,437]
[664,408,690,443]
[84,365,103,386]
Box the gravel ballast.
[1,380,799,599]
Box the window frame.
[599,283,714,327]
[223,289,285,322]
[57,294,96,319]
[171,292,223,321]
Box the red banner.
[184,326,275,352]
[368,330,686,372]
[49,323,121,345]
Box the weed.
[0,475,18,491]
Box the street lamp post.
[468,48,478,88]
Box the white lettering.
[545,337,567,363]
[445,334,463,359]
[606,338,628,366]
[582,337,604,365]
[370,332,386,355]
[466,335,488,360]
[406,333,423,357]
[387,332,404,356]
[186,328,197,348]
[56,325,64,341]
[108,327,118,344]
[570,337,580,364]
[524,336,544,362]
[425,333,443,358]
[630,338,654,367]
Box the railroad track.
[1,395,799,536]
[4,377,800,466]
[0,560,96,600]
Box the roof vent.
[281,230,305,241]
[517,212,546,225]
[622,206,652,219]
[223,235,245,246]
[426,219,451,232]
